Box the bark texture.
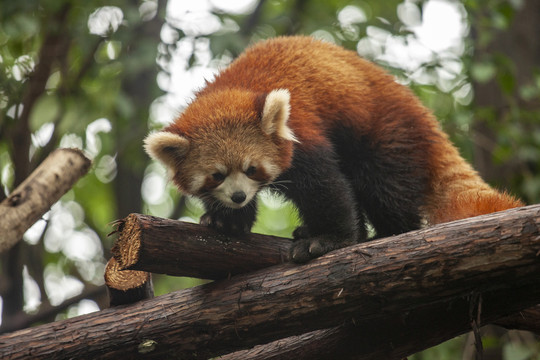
[222,288,540,360]
[111,213,291,279]
[0,205,539,359]
[0,148,91,253]
[111,211,540,359]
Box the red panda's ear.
[144,131,189,169]
[261,89,298,142]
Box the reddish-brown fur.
[163,89,292,193]
[188,36,522,224]
[147,36,523,262]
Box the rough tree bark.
[0,148,91,253]
[112,211,540,359]
[0,205,539,359]
[111,214,290,279]
[222,292,540,360]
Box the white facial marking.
[260,159,280,180]
[215,163,227,174]
[213,172,259,209]
[189,172,206,193]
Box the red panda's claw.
[290,235,357,263]
[289,237,332,263]
[200,211,252,236]
[199,212,213,227]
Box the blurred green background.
[1,0,539,358]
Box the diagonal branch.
[0,148,91,253]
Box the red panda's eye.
[245,166,256,176]
[212,172,226,182]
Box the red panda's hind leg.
[330,126,430,239]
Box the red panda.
[144,36,523,263]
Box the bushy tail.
[424,129,524,225]
[428,187,523,225]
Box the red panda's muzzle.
[211,172,260,209]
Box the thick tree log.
[104,257,154,307]
[112,209,540,359]
[0,148,91,253]
[1,205,540,359]
[221,288,540,360]
[111,213,290,279]
[114,211,540,357]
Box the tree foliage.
[0,0,538,358]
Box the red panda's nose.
[231,191,247,204]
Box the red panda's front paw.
[200,212,252,235]
[289,238,325,263]
[289,236,356,263]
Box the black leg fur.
[200,197,257,236]
[276,145,365,263]
[330,127,430,238]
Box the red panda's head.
[144,89,296,209]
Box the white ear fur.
[261,89,298,142]
[144,131,190,169]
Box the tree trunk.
[1,205,539,359]
[112,0,166,219]
[0,3,73,331]
[470,0,540,186]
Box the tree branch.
[221,291,540,360]
[241,0,267,37]
[113,207,540,359]
[111,214,290,279]
[0,148,91,253]
[1,205,539,359]
[0,284,107,335]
